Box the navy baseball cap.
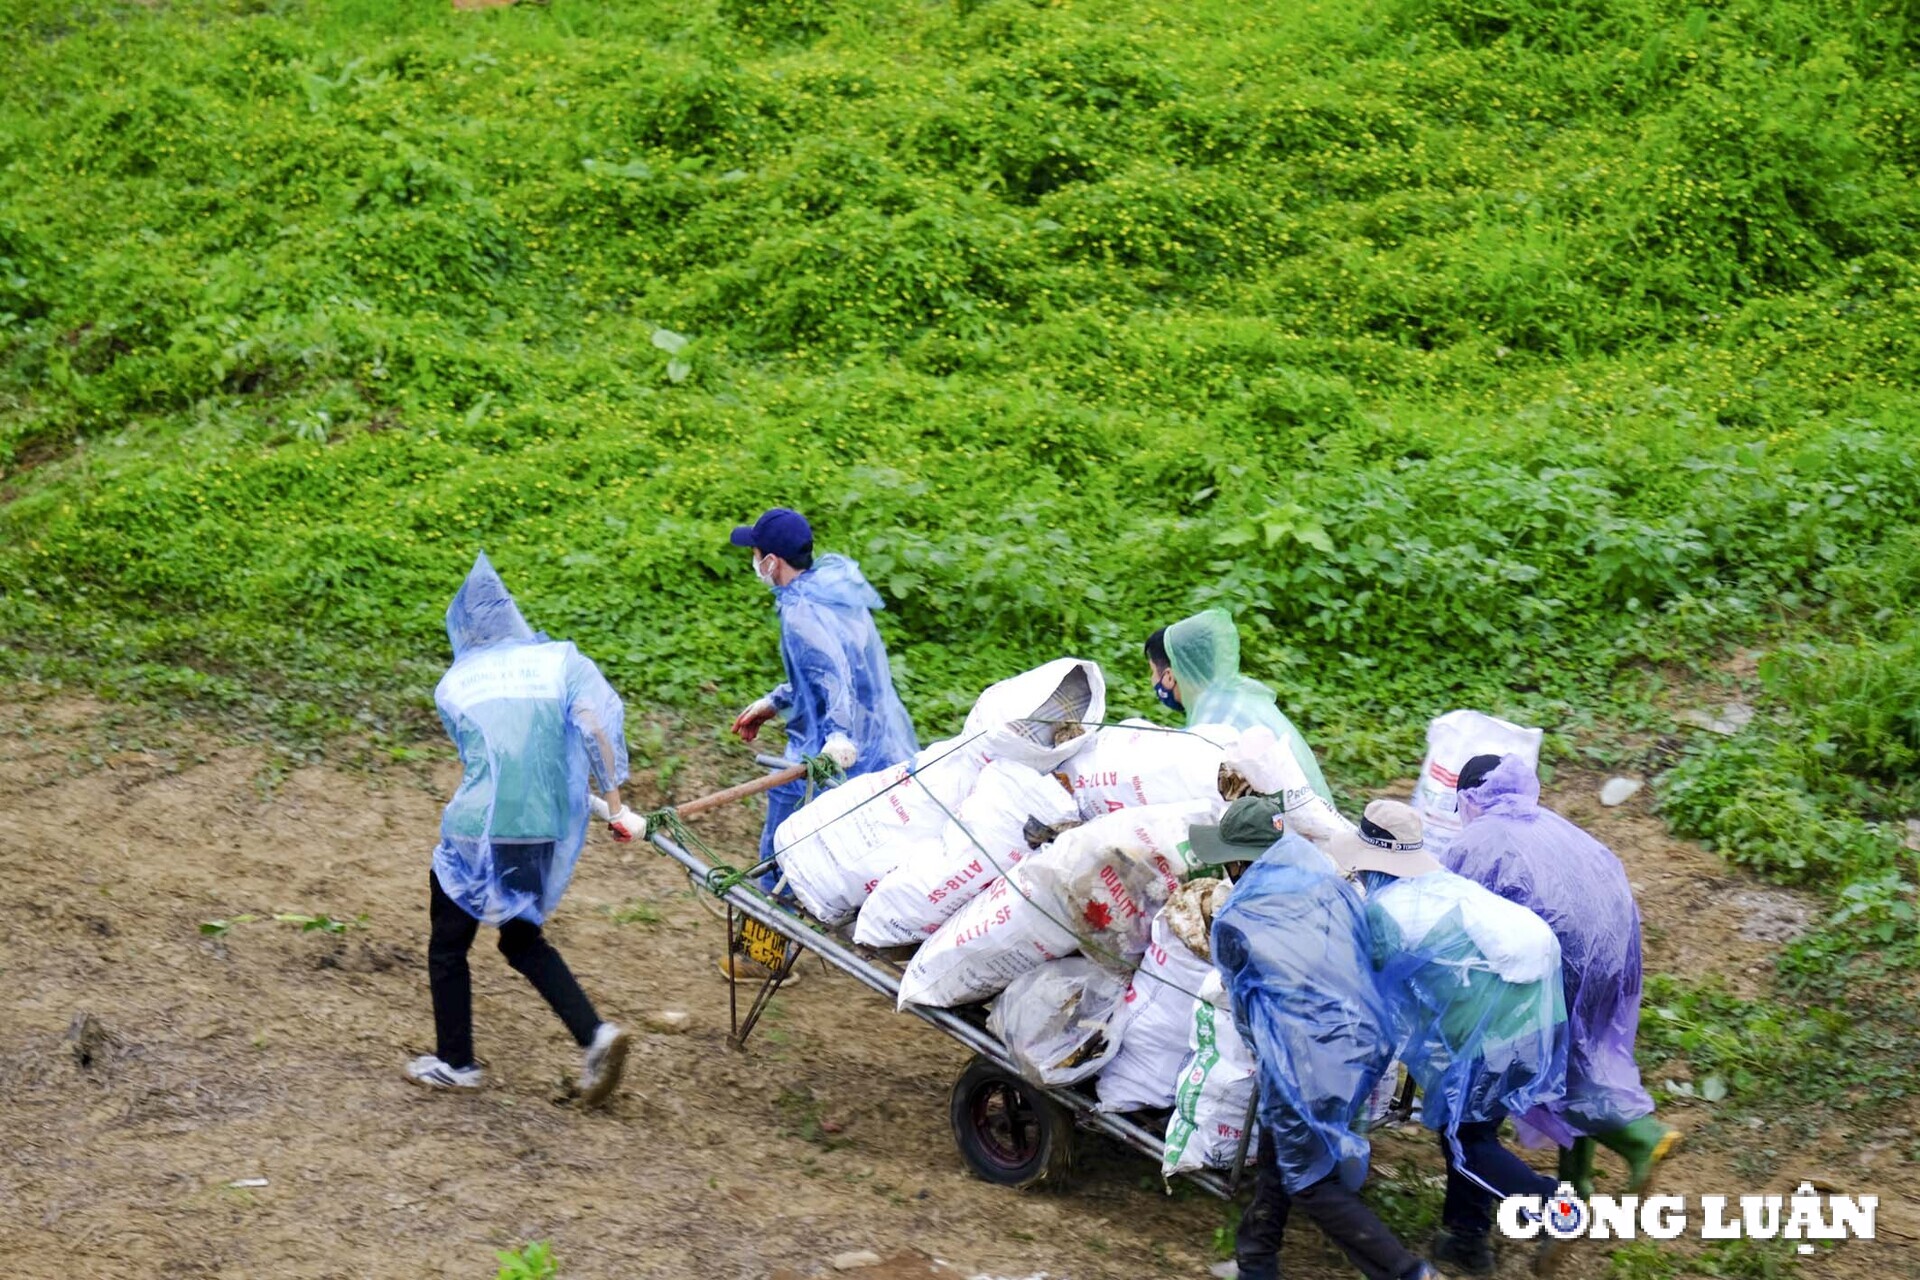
[729,507,813,562]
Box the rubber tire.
[948,1055,1074,1189]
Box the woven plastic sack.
[776,736,984,924]
[895,868,1077,1009]
[1409,710,1543,857]
[1065,721,1238,819]
[988,956,1131,1087]
[855,760,1078,947]
[1096,907,1213,1113]
[1162,973,1258,1177]
[961,658,1106,773]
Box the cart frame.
[646,805,1255,1199]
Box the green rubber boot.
[1556,1138,1596,1200]
[1594,1117,1682,1197]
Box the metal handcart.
[640,753,1258,1198]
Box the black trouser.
[1439,1113,1559,1239]
[1237,1123,1424,1280]
[428,863,600,1070]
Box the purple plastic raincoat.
[1441,755,1654,1143]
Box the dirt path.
[0,689,1908,1278]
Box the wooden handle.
[673,763,809,820]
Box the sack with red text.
[895,867,1079,1009]
[855,760,1079,948]
[1065,721,1239,819]
[776,736,984,925]
[1095,907,1214,1112]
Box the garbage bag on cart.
[855,759,1079,948]
[1096,887,1221,1113]
[1211,832,1394,1194]
[989,956,1131,1087]
[1163,971,1258,1177]
[898,817,1186,1008]
[1065,721,1239,819]
[961,658,1106,773]
[1367,869,1568,1133]
[776,735,985,924]
[1408,710,1542,858]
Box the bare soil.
[2,688,1911,1278]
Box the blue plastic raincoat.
[1211,832,1393,1194]
[764,554,919,774]
[1442,754,1655,1143]
[1363,869,1568,1136]
[431,553,629,928]
[1165,609,1331,802]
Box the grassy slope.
[1,0,1916,1114]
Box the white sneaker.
[405,1054,483,1090]
[577,1023,630,1108]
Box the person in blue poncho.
[1144,608,1332,802]
[727,508,918,971]
[1444,754,1679,1206]
[1330,799,1569,1278]
[407,553,641,1107]
[1191,797,1439,1280]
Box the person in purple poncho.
[1443,754,1681,1209]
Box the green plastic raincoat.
[1165,608,1331,802]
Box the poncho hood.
[446,551,535,658]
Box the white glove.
[588,796,611,822]
[822,732,858,771]
[607,806,647,843]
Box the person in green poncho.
[1144,607,1332,802]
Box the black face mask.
[1154,681,1185,714]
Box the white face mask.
[754,554,779,588]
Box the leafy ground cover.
[1,0,1915,1131]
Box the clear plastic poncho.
[1211,832,1393,1194]
[432,553,629,928]
[1363,869,1568,1136]
[1441,754,1655,1143]
[1165,609,1331,802]
[766,554,919,776]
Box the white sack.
[1096,910,1212,1112]
[855,760,1079,948]
[1227,725,1357,849]
[1162,972,1258,1177]
[1065,720,1239,819]
[988,956,1131,1087]
[895,868,1077,1009]
[776,735,985,925]
[1046,799,1219,882]
[1408,710,1544,857]
[961,658,1106,773]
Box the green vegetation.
[495,1241,558,1280]
[1,0,1915,1119]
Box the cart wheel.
[948,1056,1073,1189]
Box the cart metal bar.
[754,753,793,772]
[649,828,1236,1200]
